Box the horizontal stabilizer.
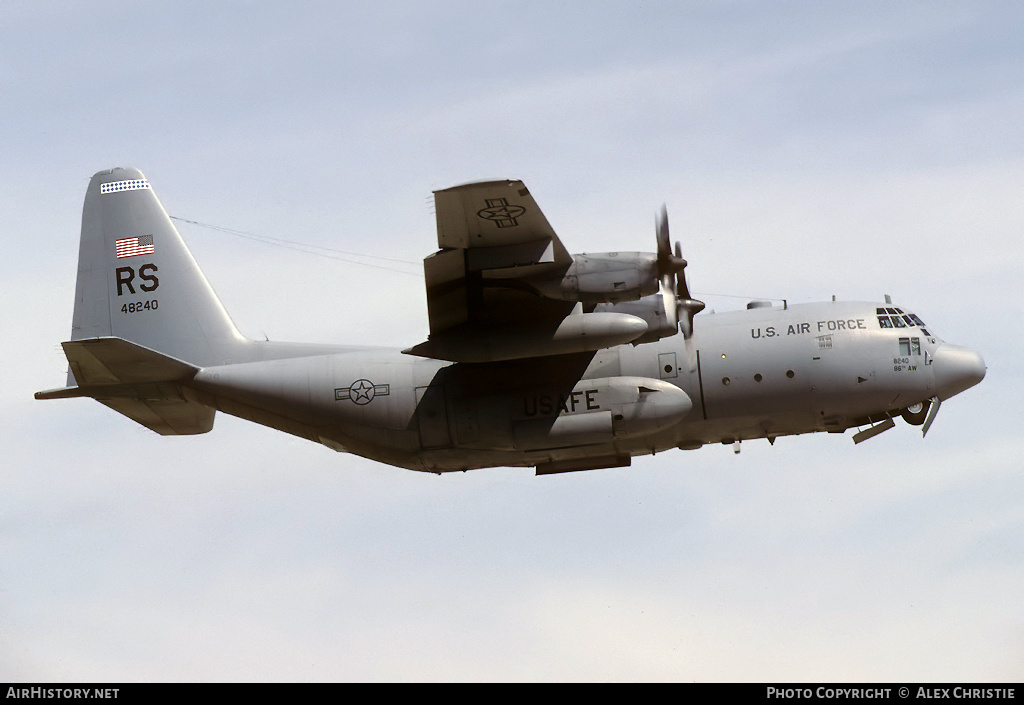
[35,385,95,400]
[36,337,213,435]
[97,397,213,436]
[63,337,198,386]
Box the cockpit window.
[877,307,928,331]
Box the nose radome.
[933,344,986,400]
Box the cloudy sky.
[3,0,1022,682]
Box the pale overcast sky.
[3,0,1022,681]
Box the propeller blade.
[672,237,704,336]
[660,277,678,331]
[656,205,686,276]
[673,241,690,298]
[656,205,670,259]
[656,204,704,338]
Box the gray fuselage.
[186,299,984,472]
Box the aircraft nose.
[932,343,986,400]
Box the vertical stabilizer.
[70,168,249,381]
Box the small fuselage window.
[899,337,922,356]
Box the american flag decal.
[115,235,155,259]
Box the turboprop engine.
[556,252,660,303]
[586,206,706,344]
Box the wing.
[404,180,648,363]
[433,179,571,256]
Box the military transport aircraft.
[36,168,986,474]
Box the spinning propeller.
[656,205,705,337]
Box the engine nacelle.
[556,252,659,303]
[515,375,692,450]
[457,376,693,451]
[595,293,679,344]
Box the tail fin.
[70,167,249,378]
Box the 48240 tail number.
[121,299,158,314]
